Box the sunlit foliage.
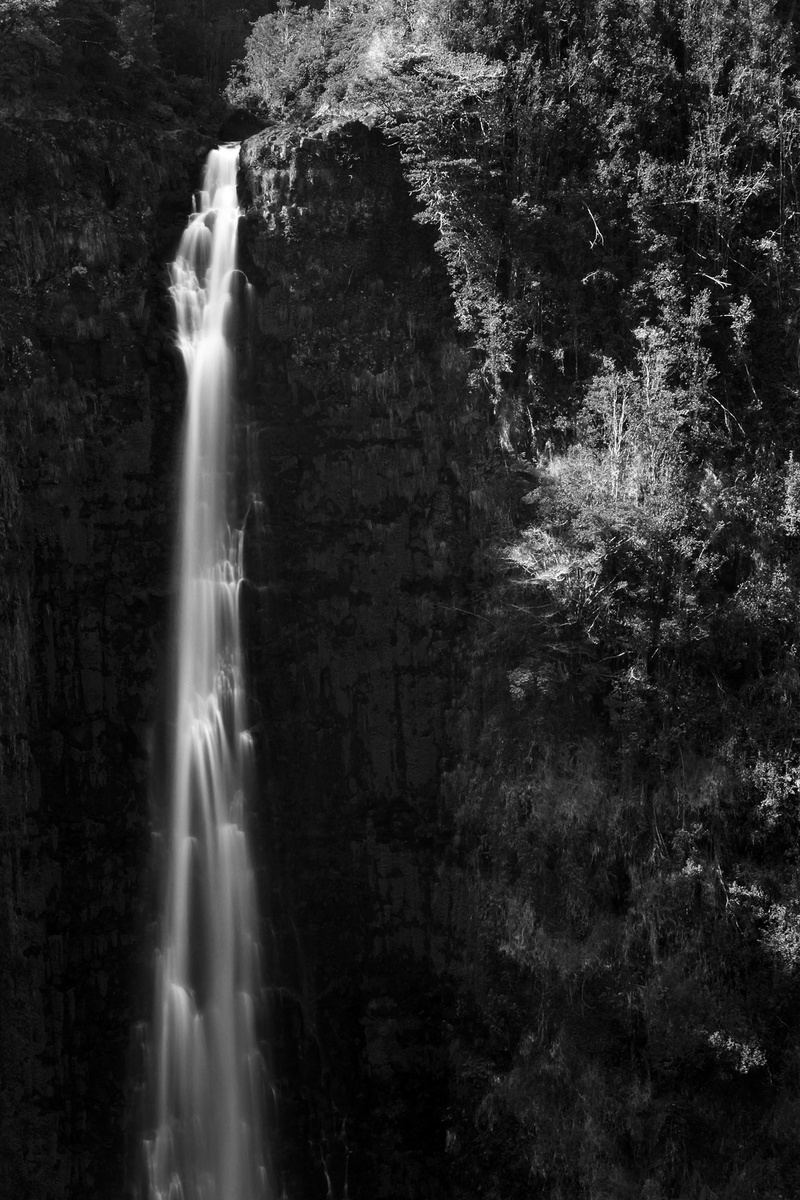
[229,2,800,1192]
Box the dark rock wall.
[0,114,208,1200]
[0,114,487,1200]
[239,124,487,1200]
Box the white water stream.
[145,145,267,1200]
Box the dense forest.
[228,2,800,1196]
[5,0,800,1197]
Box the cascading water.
[144,144,267,1200]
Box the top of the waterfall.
[199,144,240,215]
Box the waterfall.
[144,144,267,1200]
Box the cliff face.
[0,113,209,1199]
[0,114,487,1200]
[238,123,486,1199]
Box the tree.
[0,0,59,94]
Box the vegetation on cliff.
[4,0,800,1192]
[229,2,800,1195]
[0,0,268,117]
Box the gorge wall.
[0,112,214,1199]
[0,114,209,1200]
[0,113,487,1200]
[237,122,484,1200]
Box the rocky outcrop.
[238,123,488,1199]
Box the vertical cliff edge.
[238,121,487,1200]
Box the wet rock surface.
[239,123,487,1200]
[0,114,488,1200]
[0,113,209,1200]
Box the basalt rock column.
[144,145,267,1200]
